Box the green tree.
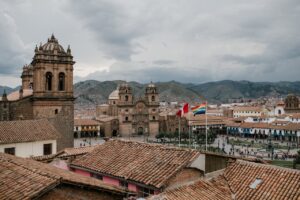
[293,150,300,169]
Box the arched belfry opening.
[46,72,53,91]
[58,72,65,91]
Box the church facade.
[0,35,75,151]
[285,94,300,113]
[97,83,160,137]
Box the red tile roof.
[74,119,100,126]
[0,153,128,199]
[224,160,300,200]
[0,119,59,144]
[148,176,232,200]
[31,145,96,162]
[149,160,300,200]
[71,140,200,189]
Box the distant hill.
[74,80,300,105]
[74,80,202,106]
[2,80,300,105]
[189,80,300,103]
[0,85,19,95]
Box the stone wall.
[166,168,203,189]
[9,97,34,120]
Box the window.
[250,178,263,189]
[125,116,129,121]
[119,181,128,189]
[45,72,53,91]
[151,95,155,102]
[91,174,103,180]
[152,109,156,112]
[3,103,7,109]
[58,72,65,91]
[43,143,52,155]
[4,147,15,155]
[55,109,58,114]
[125,95,129,101]
[152,116,155,120]
[138,186,154,197]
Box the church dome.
[109,90,119,100]
[147,82,156,88]
[39,34,66,54]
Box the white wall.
[0,140,57,158]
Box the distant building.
[232,106,265,118]
[96,82,160,137]
[285,94,300,113]
[0,35,75,151]
[0,119,59,157]
[74,119,101,138]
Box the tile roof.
[148,176,232,200]
[224,160,300,200]
[71,140,200,189]
[0,119,59,144]
[74,119,100,126]
[31,145,96,162]
[148,160,300,200]
[0,153,128,200]
[233,106,263,112]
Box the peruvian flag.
[176,103,189,117]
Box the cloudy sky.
[0,0,299,87]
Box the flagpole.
[189,110,191,149]
[205,101,208,151]
[179,116,181,147]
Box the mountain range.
[1,80,300,106]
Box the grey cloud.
[152,60,176,65]
[79,61,211,84]
[1,0,300,84]
[0,11,30,75]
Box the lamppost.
[267,130,274,160]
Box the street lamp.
[267,129,274,160]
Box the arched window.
[278,110,281,115]
[125,95,129,101]
[46,72,52,91]
[151,95,155,102]
[58,72,65,91]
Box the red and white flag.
[176,103,189,117]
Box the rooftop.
[0,153,128,199]
[70,140,200,189]
[148,160,300,200]
[0,119,59,144]
[74,119,101,126]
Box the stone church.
[97,83,160,137]
[285,94,300,113]
[0,35,75,150]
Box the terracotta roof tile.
[71,140,200,189]
[74,119,100,126]
[0,119,59,144]
[224,160,300,200]
[31,146,96,162]
[148,176,232,200]
[0,153,128,199]
[149,160,300,200]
